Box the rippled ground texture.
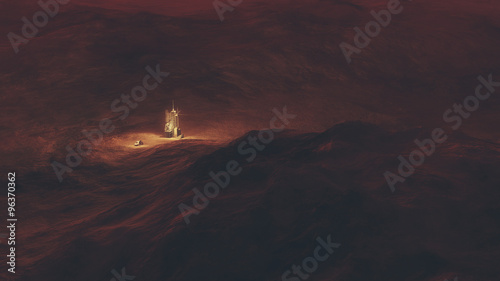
[0,0,499,280]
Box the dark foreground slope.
[1,0,500,280]
[2,122,499,281]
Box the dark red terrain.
[0,0,499,280]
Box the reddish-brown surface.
[0,0,499,280]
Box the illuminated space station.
[164,101,183,138]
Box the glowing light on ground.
[109,133,189,149]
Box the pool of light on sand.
[109,133,190,149]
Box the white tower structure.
[164,101,182,138]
